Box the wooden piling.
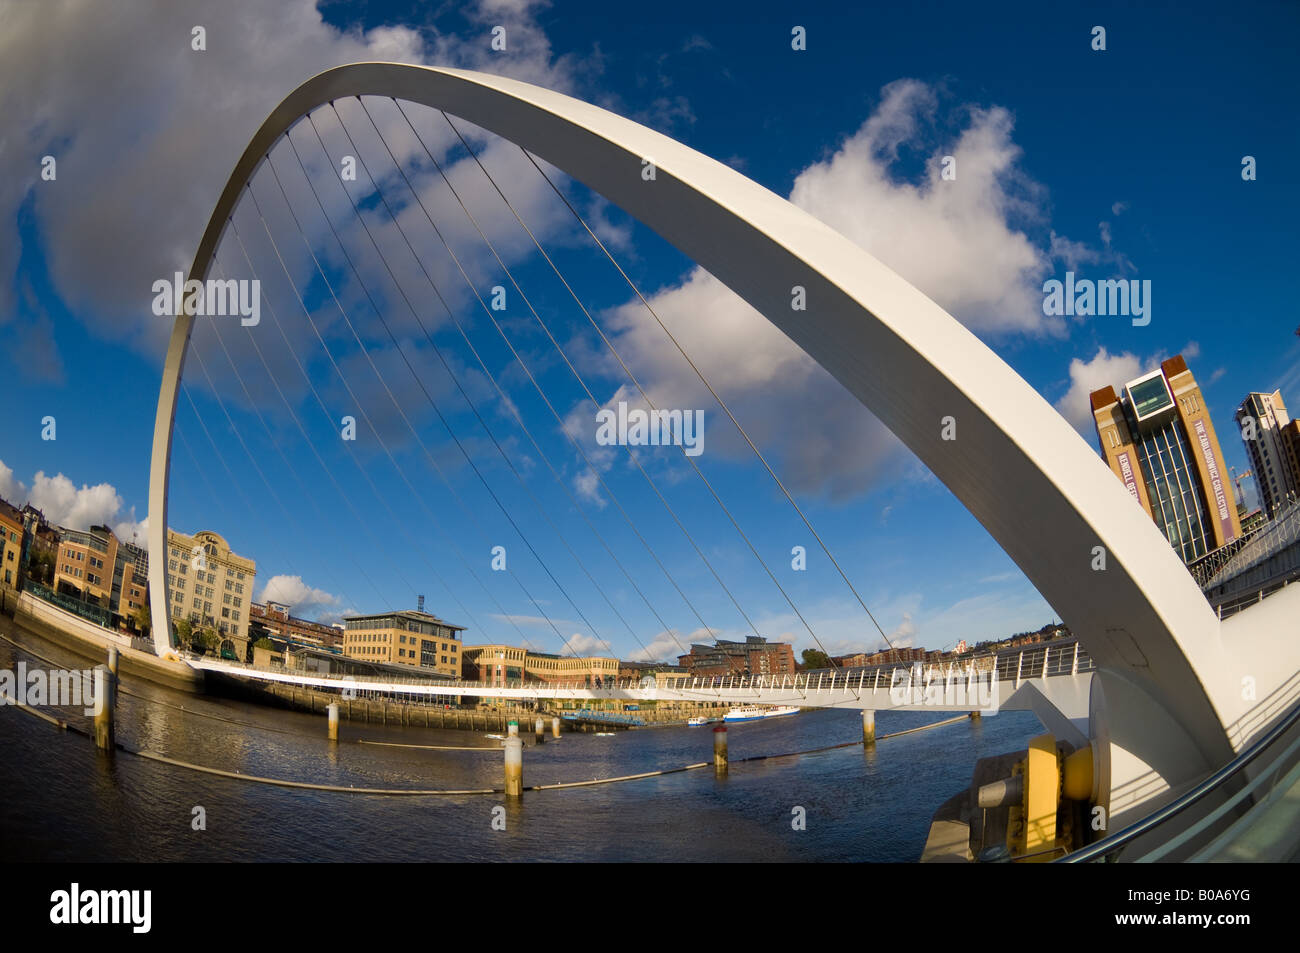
[504,734,523,797]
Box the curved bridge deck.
[192,639,1095,713]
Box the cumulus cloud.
[558,631,616,657]
[888,612,917,648]
[788,79,1052,334]
[1055,347,1147,434]
[575,79,1119,501]
[0,460,28,503]
[623,628,694,663]
[0,0,579,379]
[0,459,149,541]
[1054,341,1202,436]
[27,471,125,531]
[256,573,340,617]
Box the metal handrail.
[1058,699,1300,863]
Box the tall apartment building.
[1090,355,1241,564]
[165,528,256,645]
[677,636,797,678]
[1236,391,1300,519]
[342,609,465,678]
[462,644,620,685]
[50,523,149,628]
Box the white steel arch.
[151,63,1278,804]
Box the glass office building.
[1090,356,1241,564]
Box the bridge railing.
[194,637,1093,699]
[1058,698,1300,863]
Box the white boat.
[723,705,801,723]
[687,716,709,726]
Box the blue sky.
[2,0,1297,662]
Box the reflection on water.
[0,617,1045,861]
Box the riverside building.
[342,609,465,678]
[165,528,256,646]
[1236,390,1300,519]
[462,644,619,685]
[1090,355,1241,564]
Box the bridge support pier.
[535,716,545,743]
[504,734,523,797]
[93,664,116,752]
[552,716,561,739]
[713,725,728,774]
[327,703,339,742]
[862,710,876,747]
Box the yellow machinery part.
[1063,745,1094,802]
[1021,733,1059,859]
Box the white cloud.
[559,631,615,657]
[1055,346,1146,434]
[27,471,125,531]
[583,79,1107,500]
[0,0,578,374]
[113,513,148,547]
[887,612,917,648]
[788,79,1053,335]
[0,460,28,503]
[1054,342,1203,436]
[624,628,691,663]
[0,459,149,542]
[256,573,340,617]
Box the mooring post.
[969,710,982,723]
[862,709,876,747]
[504,727,523,797]
[327,702,339,741]
[93,663,116,752]
[106,645,119,679]
[552,716,561,739]
[535,716,545,743]
[713,724,728,774]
